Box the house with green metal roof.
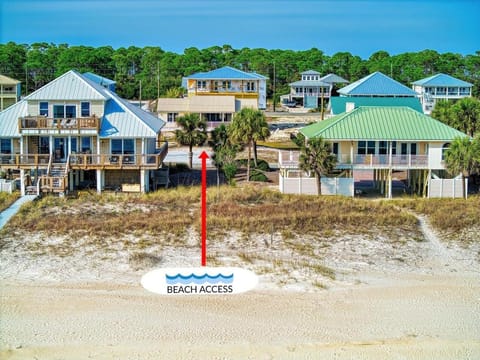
[182,66,268,110]
[285,70,348,109]
[0,70,168,195]
[411,73,473,115]
[279,106,469,198]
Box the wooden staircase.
[39,160,69,194]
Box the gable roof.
[100,90,165,138]
[301,70,321,75]
[300,106,467,141]
[319,73,349,84]
[289,79,330,87]
[411,73,473,87]
[0,100,28,137]
[25,70,110,101]
[0,74,20,85]
[338,72,417,97]
[185,66,268,80]
[0,71,165,138]
[330,96,423,114]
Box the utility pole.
[157,61,160,111]
[273,61,276,112]
[139,80,142,108]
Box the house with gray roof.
[286,70,348,110]
[0,70,168,195]
[411,73,473,115]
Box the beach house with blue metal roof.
[338,72,417,98]
[411,73,473,114]
[0,70,168,195]
[182,66,268,110]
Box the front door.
[53,138,67,162]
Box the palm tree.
[451,97,480,137]
[299,137,337,195]
[228,107,270,181]
[444,136,480,198]
[251,111,270,167]
[175,113,207,168]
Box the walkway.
[0,195,37,229]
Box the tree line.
[1,42,479,100]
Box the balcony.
[69,142,168,170]
[18,116,100,135]
[279,151,429,170]
[0,142,168,171]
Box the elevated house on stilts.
[278,106,469,198]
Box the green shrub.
[249,169,268,182]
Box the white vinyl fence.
[428,178,467,198]
[0,179,16,193]
[279,174,354,197]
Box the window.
[197,80,207,89]
[379,141,388,155]
[332,143,339,155]
[437,87,446,95]
[442,143,450,160]
[81,102,90,117]
[111,139,135,154]
[222,81,231,90]
[410,143,417,155]
[167,113,178,122]
[358,141,366,155]
[459,87,469,95]
[447,87,457,96]
[123,139,134,154]
[367,141,375,155]
[39,137,49,154]
[246,81,256,91]
[71,138,78,153]
[39,102,49,116]
[81,137,91,153]
[53,105,65,118]
[65,105,76,118]
[401,143,408,155]
[391,141,397,155]
[0,139,11,154]
[358,141,376,155]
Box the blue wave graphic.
[166,273,234,285]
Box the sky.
[1,0,479,59]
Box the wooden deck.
[18,116,100,134]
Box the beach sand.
[1,271,479,359]
[1,213,480,359]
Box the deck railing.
[18,116,100,132]
[279,151,429,169]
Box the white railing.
[279,151,429,168]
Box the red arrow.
[199,151,209,266]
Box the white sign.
[141,267,258,295]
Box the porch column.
[350,142,354,165]
[387,169,392,199]
[141,169,149,193]
[20,169,25,196]
[96,169,103,193]
[49,136,53,158]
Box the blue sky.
[1,0,478,58]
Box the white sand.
[1,214,480,359]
